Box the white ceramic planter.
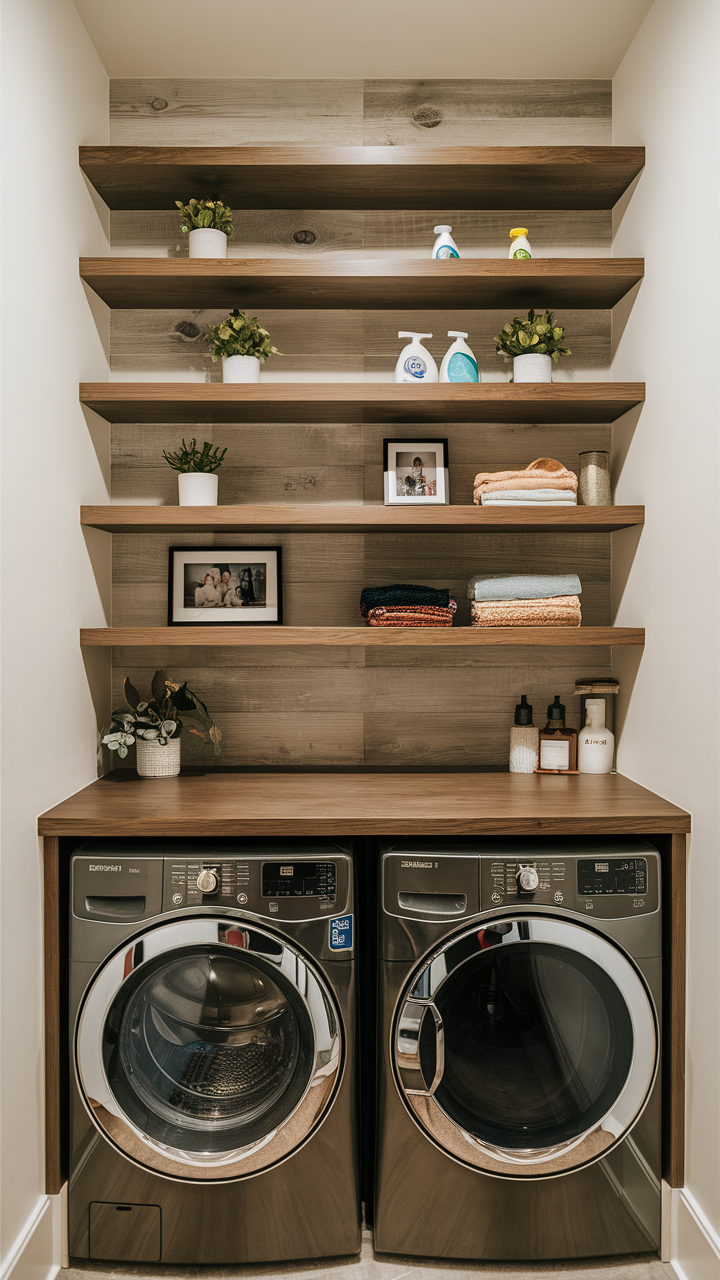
[136,737,181,778]
[177,472,219,506]
[188,227,227,258]
[223,354,260,383]
[513,353,553,383]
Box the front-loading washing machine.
[68,839,360,1264]
[375,837,661,1260]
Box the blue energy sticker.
[329,914,353,952]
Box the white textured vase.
[513,353,553,383]
[177,472,219,506]
[188,227,227,258]
[223,354,260,383]
[136,738,181,778]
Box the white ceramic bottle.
[578,698,615,773]
[508,227,532,259]
[439,331,479,383]
[432,225,459,259]
[394,332,439,383]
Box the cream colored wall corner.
[611,0,720,1273]
[0,0,109,1275]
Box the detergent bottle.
[432,225,460,259]
[439,331,479,383]
[509,227,532,259]
[394,332,439,383]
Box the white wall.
[612,0,720,1274]
[0,1,109,1275]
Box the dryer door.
[394,916,657,1178]
[76,917,342,1181]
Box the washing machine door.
[76,917,342,1181]
[394,916,657,1178]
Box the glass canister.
[578,451,611,505]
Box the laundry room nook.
[1,5,718,1280]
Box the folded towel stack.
[467,573,582,628]
[473,457,578,507]
[360,584,456,627]
[470,597,581,628]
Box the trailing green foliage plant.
[162,438,227,473]
[494,309,571,365]
[205,309,281,362]
[175,198,234,236]
[101,673,222,758]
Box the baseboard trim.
[1,1196,59,1280]
[672,1187,720,1280]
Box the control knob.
[196,869,219,894]
[517,865,539,893]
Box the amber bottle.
[538,695,578,771]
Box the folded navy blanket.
[360,584,451,615]
[467,573,582,602]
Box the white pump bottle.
[432,226,459,259]
[394,332,439,383]
[439,331,479,383]
[578,699,615,773]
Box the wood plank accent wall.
[108,78,616,768]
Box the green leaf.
[123,677,140,710]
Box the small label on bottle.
[435,246,459,259]
[403,356,427,379]
[512,248,531,259]
[447,352,479,383]
[540,740,570,770]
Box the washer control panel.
[162,855,348,920]
[480,853,658,918]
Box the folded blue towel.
[467,573,583,602]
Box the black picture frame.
[382,437,450,505]
[168,546,283,626]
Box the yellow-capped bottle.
[509,227,532,259]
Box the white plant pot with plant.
[176,198,233,257]
[101,671,222,779]
[205,309,281,384]
[494,309,570,383]
[163,437,226,505]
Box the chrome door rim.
[393,915,658,1180]
[76,916,343,1182]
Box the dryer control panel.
[480,853,658,919]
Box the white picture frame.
[383,438,450,506]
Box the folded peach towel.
[470,596,582,628]
[473,457,578,505]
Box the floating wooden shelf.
[78,145,646,211]
[80,256,643,311]
[81,504,644,535]
[80,381,645,425]
[80,626,644,648]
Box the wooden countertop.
[38,771,690,837]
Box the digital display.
[578,857,647,896]
[262,861,337,899]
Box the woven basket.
[136,737,181,778]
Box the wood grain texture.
[83,383,643,424]
[665,833,687,1187]
[37,772,691,837]
[83,504,644,534]
[42,837,62,1195]
[81,626,644,647]
[80,257,643,311]
[110,208,610,259]
[79,145,646,211]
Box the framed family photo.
[383,438,450,506]
[168,547,282,626]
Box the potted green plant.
[205,309,281,383]
[102,672,222,778]
[494,309,570,383]
[176,198,234,258]
[162,438,227,506]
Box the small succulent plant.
[102,673,222,759]
[175,198,234,236]
[494,309,571,364]
[162,438,227,473]
[205,309,281,362]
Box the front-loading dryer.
[375,838,662,1260]
[68,839,360,1264]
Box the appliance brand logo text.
[88,864,121,871]
[400,861,433,868]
